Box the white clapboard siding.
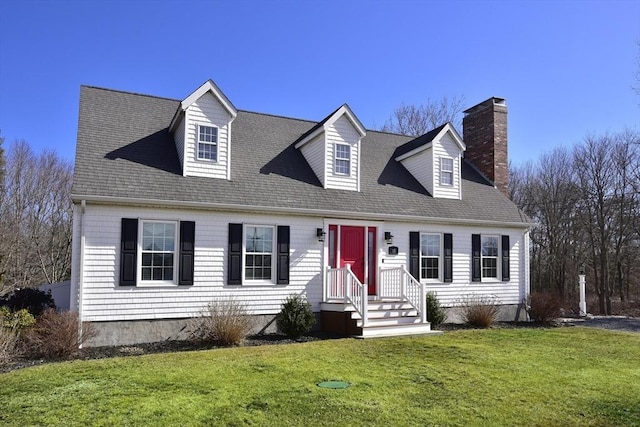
[173,116,185,174]
[78,205,324,322]
[299,134,326,186]
[432,133,462,200]
[325,116,360,191]
[399,147,434,195]
[378,223,525,306]
[184,92,231,179]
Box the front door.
[336,225,377,295]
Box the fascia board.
[395,142,433,161]
[71,193,534,229]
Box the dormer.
[169,80,238,179]
[395,123,465,200]
[294,104,366,192]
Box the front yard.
[1,327,639,426]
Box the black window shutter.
[501,235,510,281]
[120,218,138,286]
[471,234,481,282]
[179,221,195,286]
[228,223,243,285]
[276,226,290,285]
[443,233,453,283]
[409,232,420,280]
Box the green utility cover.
[317,381,350,389]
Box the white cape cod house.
[70,79,531,346]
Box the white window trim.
[242,224,276,285]
[137,219,179,287]
[196,123,219,162]
[334,143,351,176]
[420,232,443,283]
[440,157,454,186]
[480,234,500,282]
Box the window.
[441,157,454,186]
[244,226,274,281]
[481,235,499,278]
[197,125,218,161]
[335,144,351,175]
[141,221,176,281]
[420,233,441,279]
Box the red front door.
[338,226,377,295]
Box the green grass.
[1,327,639,426]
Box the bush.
[527,292,563,323]
[0,325,20,367]
[426,292,446,327]
[23,309,96,359]
[191,299,254,346]
[458,294,501,327]
[0,288,56,316]
[0,307,36,329]
[276,294,316,339]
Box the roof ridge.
[80,85,181,102]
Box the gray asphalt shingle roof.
[72,86,529,225]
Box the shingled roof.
[72,86,530,226]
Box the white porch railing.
[379,266,427,323]
[325,265,369,327]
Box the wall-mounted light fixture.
[384,231,394,245]
[316,228,326,242]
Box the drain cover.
[317,381,350,389]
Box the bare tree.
[381,95,465,136]
[0,140,73,295]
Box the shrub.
[458,294,500,327]
[426,292,446,327]
[0,288,56,316]
[191,299,254,346]
[527,292,563,323]
[276,294,316,339]
[0,325,20,367]
[0,307,36,329]
[23,309,97,359]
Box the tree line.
[509,130,640,314]
[0,136,73,296]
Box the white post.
[420,283,427,324]
[579,273,587,317]
[401,265,407,299]
[362,282,368,328]
[324,266,330,302]
[345,264,351,303]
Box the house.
[70,79,531,346]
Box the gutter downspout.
[78,200,86,346]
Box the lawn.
[1,327,639,426]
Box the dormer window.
[335,144,351,175]
[197,125,218,161]
[440,157,454,186]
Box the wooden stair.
[321,299,442,338]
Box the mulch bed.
[0,322,572,374]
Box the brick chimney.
[462,97,508,197]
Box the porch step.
[358,324,442,338]
[351,308,418,320]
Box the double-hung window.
[335,144,351,175]
[420,233,441,280]
[481,235,499,279]
[244,225,274,281]
[440,157,454,186]
[140,221,176,282]
[197,125,218,161]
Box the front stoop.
[320,300,443,338]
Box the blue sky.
[0,0,638,166]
